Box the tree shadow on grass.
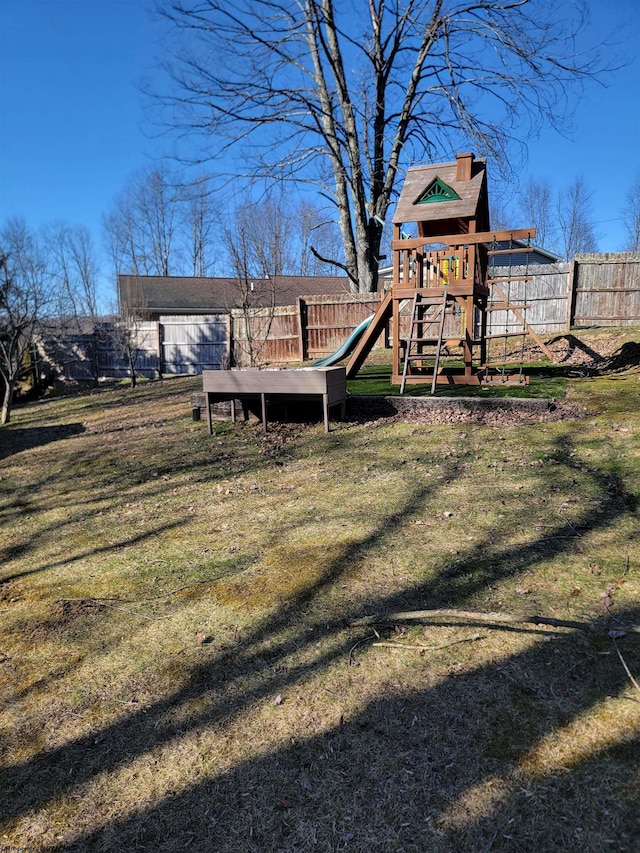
[0,517,190,587]
[545,336,640,377]
[39,606,640,852]
[0,422,85,461]
[1,434,638,850]
[0,415,273,582]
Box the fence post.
[565,258,578,330]
[157,320,164,378]
[91,329,99,384]
[297,297,308,362]
[224,314,232,369]
[229,311,238,367]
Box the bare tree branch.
[557,175,598,259]
[621,171,640,253]
[0,220,57,423]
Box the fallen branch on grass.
[349,632,379,666]
[350,608,640,634]
[611,636,640,695]
[373,632,485,652]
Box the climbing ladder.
[400,289,456,395]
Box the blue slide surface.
[312,315,374,367]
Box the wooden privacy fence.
[571,254,640,327]
[388,254,639,339]
[48,255,639,380]
[484,262,570,335]
[160,314,230,374]
[231,293,383,366]
[45,322,160,382]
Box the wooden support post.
[322,393,329,432]
[464,294,474,377]
[479,296,488,367]
[226,314,234,368]
[392,224,401,286]
[392,295,401,383]
[156,320,164,379]
[206,392,213,435]
[416,251,424,289]
[260,393,267,433]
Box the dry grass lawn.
[1,329,639,852]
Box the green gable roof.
[416,177,461,204]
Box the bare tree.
[557,176,598,260]
[104,184,144,276]
[109,312,153,389]
[296,200,344,276]
[222,192,346,365]
[104,164,181,276]
[621,172,640,252]
[111,278,156,388]
[181,174,218,276]
[154,0,604,293]
[488,189,512,234]
[44,223,99,326]
[518,179,557,250]
[252,196,295,279]
[223,204,279,366]
[0,220,55,424]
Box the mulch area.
[346,397,587,427]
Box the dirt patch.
[527,329,639,369]
[347,396,587,427]
[18,599,107,644]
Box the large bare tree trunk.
[1,375,14,425]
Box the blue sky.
[1,0,639,307]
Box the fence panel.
[232,305,301,366]
[95,322,159,379]
[46,334,97,381]
[160,314,230,374]
[305,293,383,356]
[487,263,570,335]
[573,254,640,327]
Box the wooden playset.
[201,153,557,432]
[346,152,555,389]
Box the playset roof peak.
[393,152,487,227]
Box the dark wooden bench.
[202,366,347,433]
